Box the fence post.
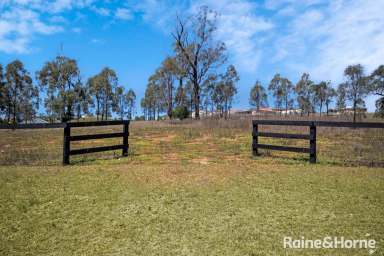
[252,123,258,156]
[309,123,316,163]
[122,121,129,156]
[63,123,70,165]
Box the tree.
[99,68,118,120]
[211,65,239,119]
[336,83,347,113]
[370,65,384,96]
[125,89,136,120]
[142,78,164,120]
[172,53,188,106]
[324,85,336,115]
[269,74,293,115]
[268,74,284,113]
[5,60,38,124]
[37,56,80,121]
[249,80,268,111]
[175,82,188,108]
[370,65,384,117]
[113,86,126,120]
[312,81,328,116]
[201,74,216,115]
[221,65,239,118]
[73,79,91,120]
[295,73,314,116]
[173,6,227,119]
[88,75,102,120]
[156,57,176,119]
[344,64,369,122]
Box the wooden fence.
[252,120,384,163]
[0,120,130,165]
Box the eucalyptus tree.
[336,83,347,113]
[344,64,369,122]
[142,78,164,120]
[268,74,283,113]
[295,73,314,116]
[212,65,239,119]
[125,89,136,120]
[312,81,328,116]
[37,56,80,121]
[370,65,384,117]
[201,74,217,115]
[222,65,239,118]
[73,79,91,120]
[113,86,126,120]
[159,57,177,119]
[324,86,337,115]
[114,87,136,120]
[5,60,38,124]
[249,80,268,111]
[87,75,102,120]
[98,67,118,120]
[175,82,188,108]
[269,74,293,115]
[172,6,227,119]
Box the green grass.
[0,120,384,255]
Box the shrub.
[172,106,189,120]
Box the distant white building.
[26,118,49,124]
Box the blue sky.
[1,0,383,114]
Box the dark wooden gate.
[252,120,384,163]
[63,120,129,165]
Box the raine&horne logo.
[283,235,377,254]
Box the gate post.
[122,121,129,156]
[63,123,70,165]
[309,123,316,163]
[252,123,258,156]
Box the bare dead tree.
[172,6,227,119]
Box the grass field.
[1,118,384,255]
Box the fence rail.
[252,120,384,163]
[0,123,66,129]
[0,120,130,165]
[63,120,129,165]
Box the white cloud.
[115,8,133,20]
[0,0,97,53]
[271,0,384,84]
[91,6,110,16]
[0,7,62,53]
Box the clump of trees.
[141,6,238,120]
[252,64,383,121]
[0,57,136,124]
[0,61,39,124]
[369,65,384,117]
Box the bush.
[374,97,384,118]
[172,106,189,120]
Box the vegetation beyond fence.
[252,120,384,163]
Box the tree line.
[250,64,384,122]
[0,57,136,124]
